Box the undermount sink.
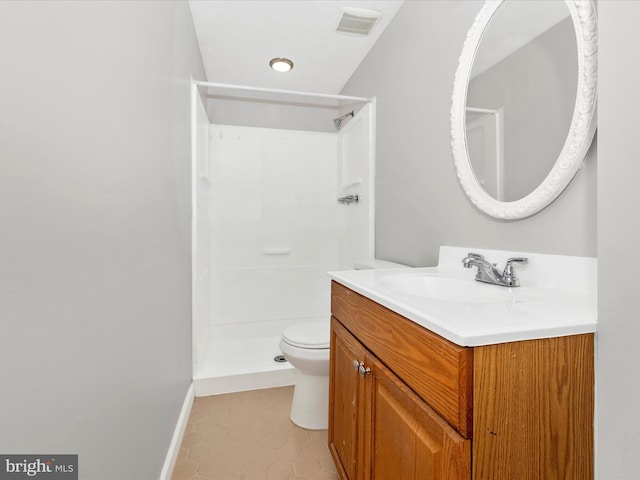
[378,273,520,304]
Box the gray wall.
[0,1,205,478]
[341,0,596,267]
[598,3,640,478]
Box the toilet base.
[289,370,329,430]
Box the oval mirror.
[450,0,597,219]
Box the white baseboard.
[194,368,295,397]
[159,382,195,480]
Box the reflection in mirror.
[450,0,597,220]
[466,1,577,201]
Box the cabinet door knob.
[358,364,371,378]
[353,359,362,372]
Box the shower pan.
[190,82,375,396]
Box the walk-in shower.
[191,82,375,396]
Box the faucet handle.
[466,252,485,260]
[503,257,528,279]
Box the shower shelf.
[342,179,363,188]
[263,248,291,255]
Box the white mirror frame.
[450,0,597,220]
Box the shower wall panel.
[338,103,374,268]
[193,94,211,372]
[208,125,341,340]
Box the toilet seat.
[281,321,330,349]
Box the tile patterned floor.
[172,386,339,480]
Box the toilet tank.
[354,258,410,270]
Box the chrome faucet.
[462,253,528,287]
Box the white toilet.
[279,258,409,430]
[279,321,331,430]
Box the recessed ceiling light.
[269,57,294,73]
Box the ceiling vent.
[335,7,382,36]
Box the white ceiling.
[188,0,405,95]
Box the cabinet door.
[329,317,368,480]
[367,354,471,480]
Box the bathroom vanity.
[327,0,600,474]
[327,247,596,480]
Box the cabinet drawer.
[331,281,473,438]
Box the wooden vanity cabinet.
[329,282,472,480]
[328,281,594,480]
[330,318,470,480]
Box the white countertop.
[330,246,597,347]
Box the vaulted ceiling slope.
[188,0,405,94]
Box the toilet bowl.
[279,321,330,430]
[280,258,409,430]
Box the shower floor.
[193,335,295,397]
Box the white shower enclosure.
[191,82,375,396]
